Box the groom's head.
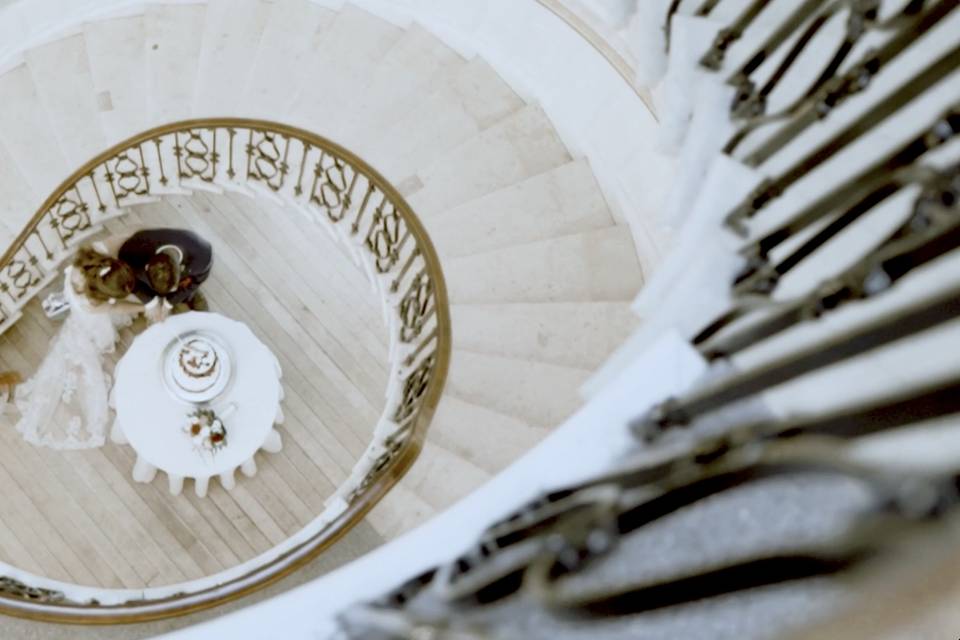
[146,252,179,294]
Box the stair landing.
[0,190,388,590]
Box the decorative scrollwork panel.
[365,197,410,274]
[394,351,437,427]
[104,146,151,204]
[0,576,65,604]
[246,129,291,192]
[174,128,219,184]
[398,270,435,343]
[310,150,359,222]
[47,187,92,249]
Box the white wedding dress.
[14,266,133,449]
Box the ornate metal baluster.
[311,150,359,222]
[226,127,237,179]
[153,137,169,187]
[246,129,291,192]
[105,146,151,204]
[398,270,435,343]
[87,169,107,213]
[365,200,410,273]
[174,128,219,184]
[390,247,421,294]
[295,142,310,196]
[403,327,438,367]
[48,185,92,249]
[394,351,437,425]
[0,247,43,306]
[351,183,377,234]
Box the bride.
[14,245,146,449]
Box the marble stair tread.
[361,57,524,181]
[0,64,70,202]
[426,395,550,474]
[445,349,592,428]
[0,140,38,245]
[192,0,274,116]
[145,4,206,125]
[336,23,466,140]
[24,34,106,167]
[285,4,404,133]
[451,301,638,370]
[366,482,436,539]
[444,226,645,304]
[400,442,491,512]
[240,0,336,119]
[425,158,615,259]
[404,104,572,216]
[84,15,150,146]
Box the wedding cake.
[163,332,232,402]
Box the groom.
[118,228,213,314]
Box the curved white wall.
[0,0,670,274]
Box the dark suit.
[118,228,213,305]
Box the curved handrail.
[0,118,450,623]
[534,0,659,121]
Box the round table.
[111,312,284,497]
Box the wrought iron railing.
[332,2,960,638]
[0,119,450,622]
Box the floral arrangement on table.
[183,407,228,453]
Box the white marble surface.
[367,56,524,181]
[192,0,272,116]
[424,394,549,474]
[408,104,572,215]
[338,23,464,140]
[444,226,643,304]
[239,0,336,119]
[285,4,403,133]
[451,300,637,370]
[0,63,69,200]
[425,158,614,258]
[445,349,591,428]
[0,135,36,246]
[24,33,105,166]
[84,15,149,144]
[145,4,206,124]
[364,481,435,539]
[400,441,490,511]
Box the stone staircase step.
[444,226,644,304]
[145,3,206,124]
[193,0,274,116]
[451,300,637,370]
[401,442,491,512]
[338,23,466,140]
[0,64,70,208]
[240,0,337,119]
[425,158,615,259]
[84,14,150,146]
[286,4,404,132]
[406,104,572,216]
[365,482,436,539]
[446,349,592,428]
[426,395,550,474]
[0,142,33,247]
[24,34,106,167]
[362,57,524,181]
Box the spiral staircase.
[0,0,651,634]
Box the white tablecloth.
[112,312,282,490]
